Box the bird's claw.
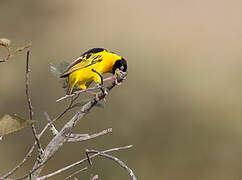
[115,78,122,86]
[95,93,100,101]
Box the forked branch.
[29,71,128,179]
[36,145,133,180]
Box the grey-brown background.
[1,0,242,179]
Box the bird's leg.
[86,90,101,101]
[103,76,114,82]
[92,69,104,86]
[91,69,107,102]
[102,70,123,85]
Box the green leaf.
[0,114,36,136]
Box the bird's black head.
[112,58,127,74]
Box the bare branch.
[64,167,88,180]
[44,112,58,136]
[30,72,127,179]
[56,86,99,102]
[25,51,43,153]
[38,95,79,139]
[14,151,57,180]
[86,149,93,165]
[0,39,31,63]
[65,128,112,143]
[13,42,32,55]
[25,51,34,119]
[86,150,137,180]
[1,71,127,180]
[52,94,80,124]
[35,145,132,180]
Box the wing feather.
[60,48,105,78]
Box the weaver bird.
[60,48,127,95]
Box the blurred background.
[1,0,242,179]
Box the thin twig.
[1,51,44,180]
[26,51,34,119]
[56,86,99,102]
[52,94,80,123]
[64,167,88,180]
[13,42,32,55]
[39,95,79,139]
[0,39,32,63]
[30,111,82,179]
[25,50,42,153]
[35,145,132,180]
[65,128,112,143]
[14,149,58,180]
[87,150,137,180]
[44,112,58,136]
[86,149,92,165]
[0,49,55,179]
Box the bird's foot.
[86,90,106,102]
[114,69,126,86]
